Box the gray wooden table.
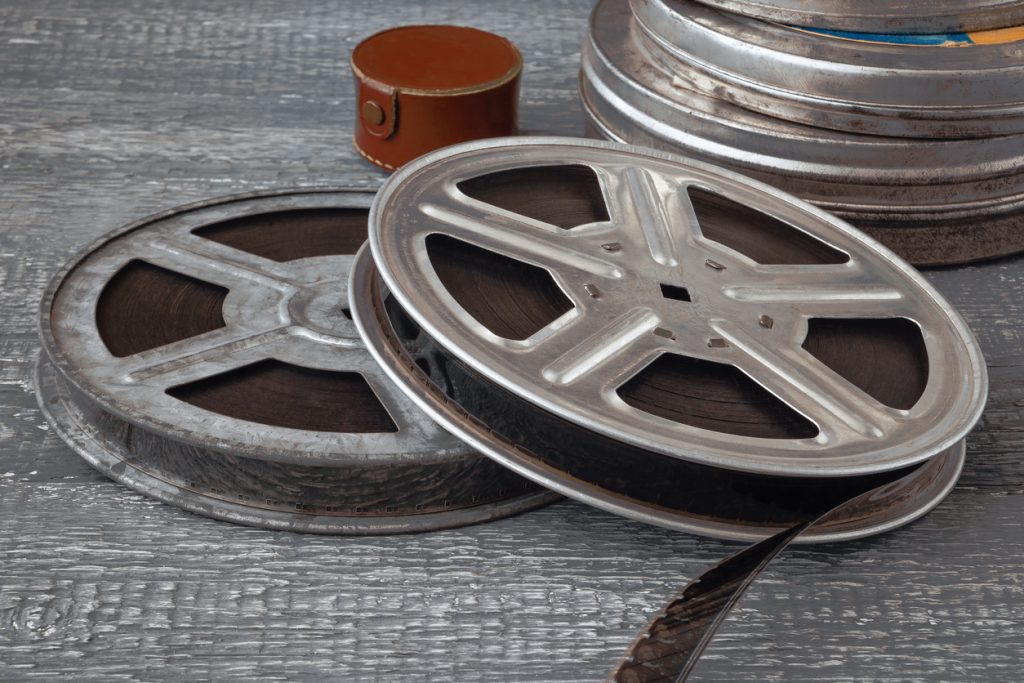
[1,1,1022,681]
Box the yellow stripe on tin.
[967,25,1024,45]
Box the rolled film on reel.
[356,136,985,540]
[351,136,987,679]
[37,188,556,534]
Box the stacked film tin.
[692,0,1024,34]
[580,0,1024,266]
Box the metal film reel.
[352,137,986,543]
[38,188,556,534]
[579,0,1024,266]
[634,0,1024,139]
[690,0,1024,34]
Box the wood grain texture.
[0,1,1021,681]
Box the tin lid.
[350,25,521,172]
[351,25,521,95]
[689,0,1024,35]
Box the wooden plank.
[1,0,1022,681]
[1,487,1021,682]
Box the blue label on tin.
[798,27,974,46]
[796,25,1024,46]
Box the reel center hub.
[288,277,359,341]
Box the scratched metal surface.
[0,1,1022,681]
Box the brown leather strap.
[356,76,397,139]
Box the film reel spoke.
[539,306,663,387]
[277,253,359,289]
[710,320,897,442]
[137,234,296,293]
[606,165,695,267]
[140,225,357,298]
[121,325,293,387]
[724,279,901,306]
[722,278,917,323]
[416,196,624,283]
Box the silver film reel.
[38,188,556,534]
[353,137,986,543]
